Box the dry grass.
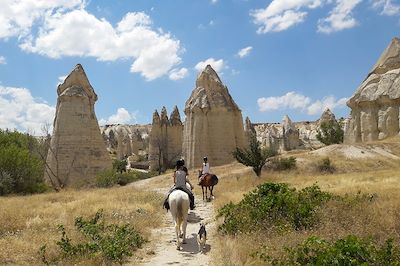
[210,139,400,265]
[0,186,163,265]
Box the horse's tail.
[211,175,219,186]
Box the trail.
[130,175,216,266]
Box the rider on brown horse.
[198,156,209,184]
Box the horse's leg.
[202,186,205,201]
[182,215,187,244]
[210,185,214,197]
[205,186,209,200]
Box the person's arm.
[186,176,194,190]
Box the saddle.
[163,187,193,211]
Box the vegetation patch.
[255,235,400,265]
[316,157,336,173]
[0,129,48,195]
[40,209,146,265]
[269,156,297,171]
[217,183,332,234]
[96,168,155,187]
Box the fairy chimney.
[148,106,183,171]
[282,115,299,151]
[45,64,112,188]
[345,37,400,143]
[183,65,246,168]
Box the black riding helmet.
[203,156,208,162]
[176,159,185,168]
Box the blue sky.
[0,0,399,134]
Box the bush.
[233,132,277,176]
[96,170,154,188]
[317,157,336,173]
[269,156,297,171]
[40,210,146,264]
[317,120,344,145]
[0,130,47,195]
[256,235,400,265]
[217,183,332,234]
[112,159,127,173]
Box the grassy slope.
[211,137,400,265]
[0,186,163,265]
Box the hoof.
[176,246,181,250]
[179,233,183,238]
[182,239,187,244]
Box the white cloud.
[372,0,400,16]
[0,86,55,135]
[257,91,347,115]
[318,0,362,34]
[169,67,188,80]
[0,56,6,65]
[257,91,311,112]
[250,0,325,33]
[211,0,218,4]
[237,46,253,58]
[0,0,84,39]
[99,108,137,125]
[0,1,183,81]
[195,58,225,73]
[306,96,348,115]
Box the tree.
[316,121,344,145]
[233,132,277,177]
[0,129,47,195]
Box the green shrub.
[256,235,400,265]
[233,132,277,176]
[317,157,336,173]
[269,156,297,171]
[96,170,154,187]
[0,130,47,195]
[40,210,145,264]
[217,183,332,234]
[112,159,127,173]
[317,120,344,145]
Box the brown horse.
[198,172,219,201]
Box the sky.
[0,0,399,135]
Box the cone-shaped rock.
[183,65,246,168]
[319,108,337,126]
[45,64,112,188]
[345,38,400,143]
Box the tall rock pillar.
[45,64,112,188]
[183,65,246,169]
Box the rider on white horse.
[163,159,195,210]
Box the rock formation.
[345,38,400,143]
[148,106,183,171]
[282,115,300,150]
[183,65,246,168]
[45,64,112,188]
[100,124,150,160]
[319,108,337,126]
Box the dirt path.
[130,175,216,266]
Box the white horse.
[168,189,190,250]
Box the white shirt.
[202,162,210,175]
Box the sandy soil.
[129,174,216,266]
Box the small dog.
[197,223,207,252]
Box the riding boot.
[163,196,170,211]
[189,194,195,210]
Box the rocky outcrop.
[319,108,336,126]
[183,65,246,168]
[148,106,183,171]
[100,124,150,160]
[282,115,300,150]
[345,37,400,143]
[45,64,112,188]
